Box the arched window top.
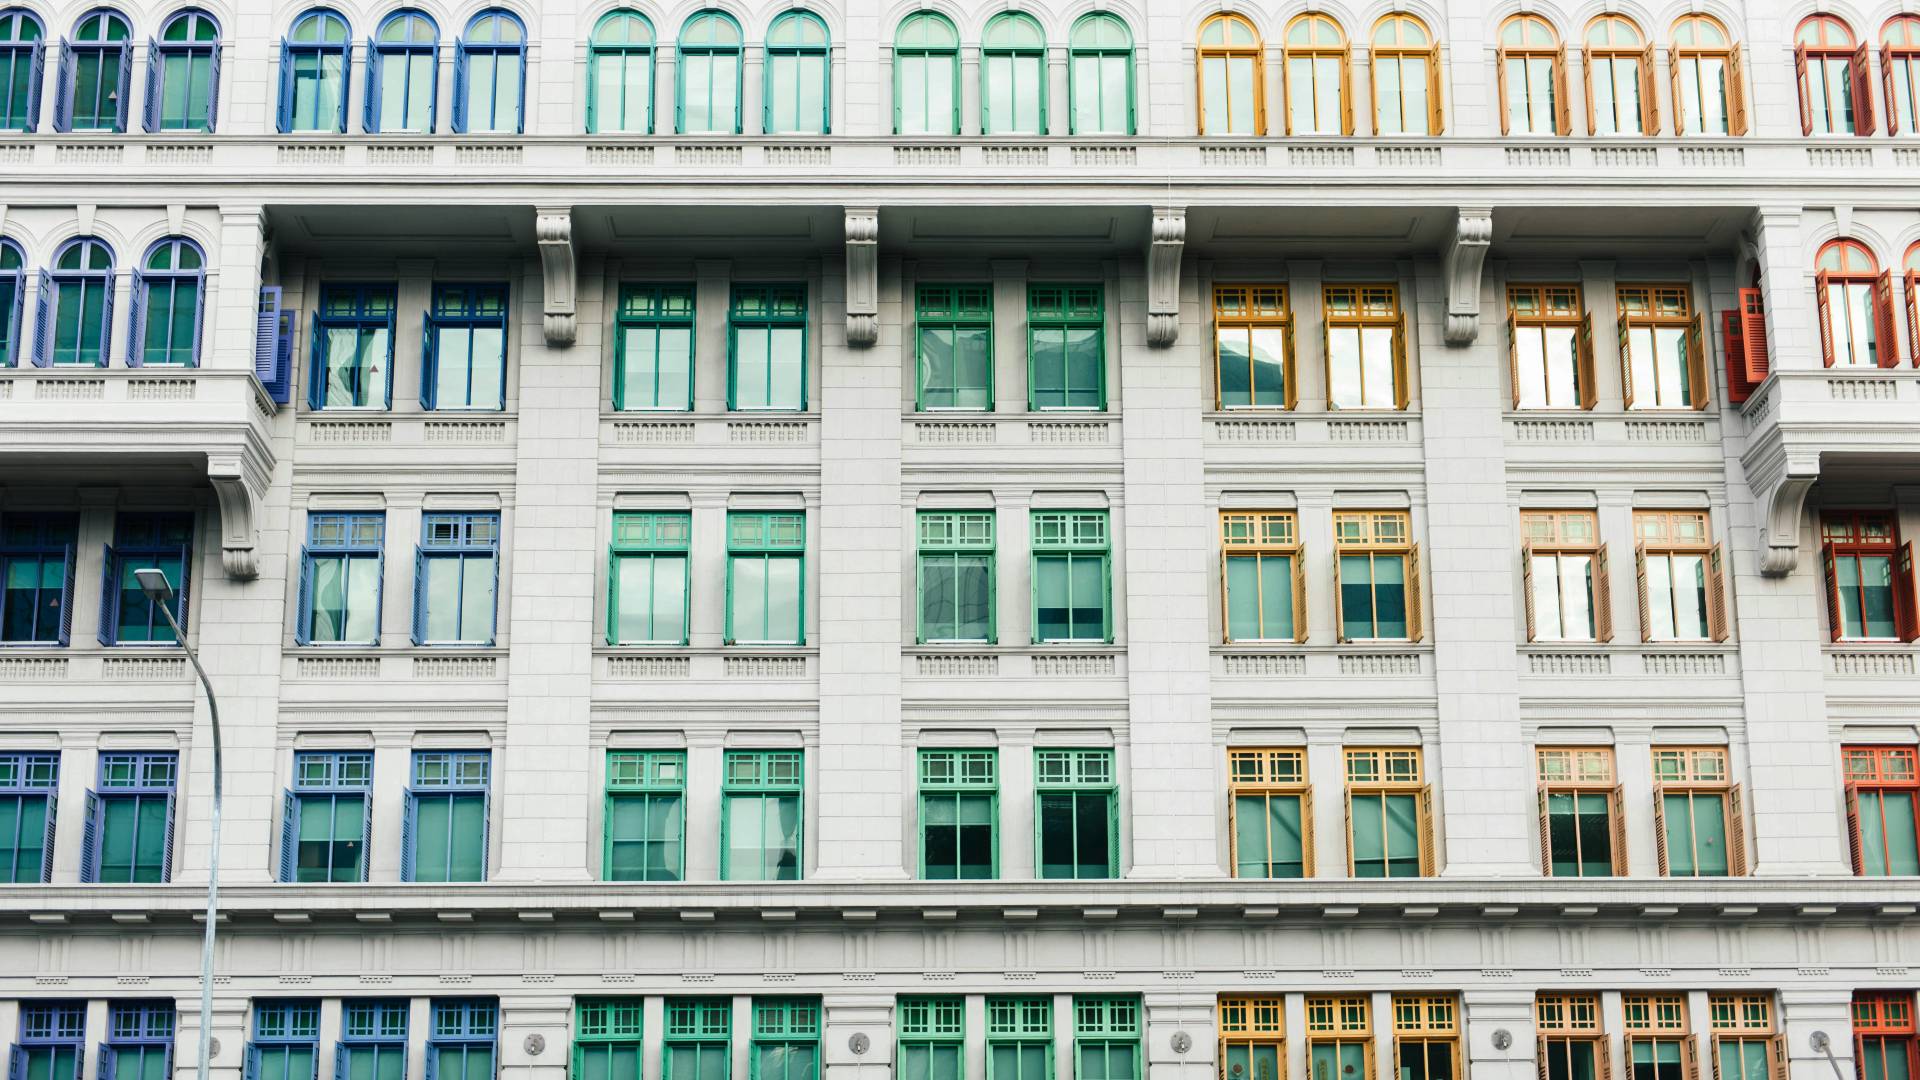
[1498,12,1557,48]
[53,237,113,272]
[591,9,652,46]
[1070,12,1129,50]
[1672,13,1730,49]
[1796,14,1854,49]
[1200,12,1259,48]
[1283,13,1343,49]
[160,9,218,42]
[983,11,1043,50]
[1585,14,1642,49]
[767,10,826,48]
[1818,238,1878,274]
[464,9,523,44]
[0,239,22,271]
[144,237,204,272]
[375,9,437,44]
[1905,241,1920,273]
[72,9,130,42]
[896,11,955,51]
[290,8,349,43]
[679,10,740,47]
[1372,13,1430,49]
[1883,14,1920,48]
[0,9,43,44]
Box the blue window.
[278,9,350,133]
[246,1002,320,1080]
[454,10,523,134]
[0,238,26,367]
[0,751,57,883]
[280,750,371,883]
[0,11,44,131]
[99,512,193,646]
[32,237,114,368]
[428,1001,498,1080]
[309,284,396,409]
[103,1003,174,1080]
[144,9,218,132]
[297,512,385,646]
[367,9,437,132]
[55,9,131,132]
[404,750,489,882]
[339,1001,409,1080]
[0,513,77,646]
[82,752,177,883]
[763,11,828,135]
[586,10,653,134]
[414,512,500,645]
[12,1003,86,1080]
[423,284,508,411]
[130,238,205,367]
[677,11,741,134]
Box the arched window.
[677,10,741,134]
[146,10,219,132]
[1672,14,1745,135]
[1497,13,1564,135]
[1282,13,1348,135]
[1883,16,1920,135]
[1583,15,1652,135]
[56,9,132,132]
[1068,13,1131,135]
[982,12,1044,135]
[279,9,350,133]
[1816,239,1893,368]
[34,237,115,368]
[0,239,22,366]
[131,238,204,367]
[1198,13,1262,136]
[1371,13,1439,135]
[0,11,44,131]
[764,10,828,135]
[894,11,956,135]
[587,11,653,134]
[1797,14,1870,136]
[455,10,525,134]
[367,9,438,133]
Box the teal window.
[413,512,499,646]
[1227,749,1307,879]
[986,998,1051,1080]
[604,749,685,881]
[614,285,694,411]
[0,12,44,132]
[147,10,219,132]
[750,1000,820,1080]
[729,285,807,411]
[85,751,177,883]
[722,749,802,881]
[898,999,964,1080]
[1711,1032,1773,1080]
[1035,748,1115,879]
[1222,512,1300,643]
[248,1002,320,1080]
[0,512,77,645]
[918,749,996,879]
[1068,14,1132,135]
[1653,747,1738,877]
[368,9,437,132]
[1031,511,1110,643]
[132,238,205,367]
[424,284,508,411]
[917,511,994,643]
[664,1000,731,1080]
[727,511,804,645]
[280,750,371,883]
[278,9,349,133]
[297,512,385,646]
[764,11,827,135]
[59,10,131,132]
[982,13,1044,135]
[1027,285,1104,410]
[1072,999,1139,1080]
[14,1003,85,1080]
[608,511,691,646]
[587,11,654,134]
[1334,511,1415,643]
[574,999,644,1080]
[309,284,397,410]
[0,751,58,883]
[453,11,524,135]
[1845,747,1920,877]
[339,1001,408,1080]
[41,236,114,367]
[1345,748,1428,878]
[0,239,23,365]
[104,1003,174,1080]
[678,11,741,134]
[405,750,489,883]
[100,511,192,646]
[915,284,992,411]
[894,12,957,135]
[428,1001,497,1080]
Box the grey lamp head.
[133,568,175,603]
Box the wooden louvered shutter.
[1578,312,1597,409]
[1343,789,1356,875]
[1608,785,1628,875]
[1341,48,1354,135]
[1583,48,1598,134]
[1393,320,1410,409]
[1687,313,1709,410]
[1766,1039,1788,1080]
[1538,1043,1552,1080]
[1824,547,1844,642]
[1554,46,1571,135]
[1684,1038,1700,1080]
[1407,544,1423,642]
[1816,271,1836,365]
[1854,42,1877,135]
[1739,287,1770,386]
[1293,547,1309,643]
[1600,1037,1614,1080]
[1722,310,1750,403]
[1640,44,1660,135]
[1219,544,1232,645]
[1796,45,1814,135]
[1496,48,1512,135]
[1710,1038,1724,1080]
[1283,321,1299,409]
[1845,783,1865,874]
[1522,543,1538,641]
[1896,541,1919,642]
[1652,787,1669,875]
[1427,50,1444,134]
[1333,549,1346,643]
[1619,313,1636,407]
[1594,544,1614,642]
[1906,271,1920,365]
[1636,543,1652,641]
[1508,314,1523,409]
[1417,783,1435,875]
[1727,785,1747,875]
[1884,46,1901,134]
[1669,49,1687,134]
[1876,271,1900,368]
[1706,543,1728,642]
[1727,46,1749,135]
[1538,787,1554,875]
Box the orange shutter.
[1537,1041,1552,1080]
[1538,787,1554,875]
[1219,546,1233,645]
[1897,541,1919,642]
[1668,50,1687,134]
[1766,1038,1788,1080]
[1578,312,1597,409]
[1722,310,1752,404]
[1523,543,1539,641]
[1907,271,1920,365]
[1739,287,1771,386]
[1300,785,1316,875]
[1343,789,1356,875]
[1496,49,1513,135]
[1619,313,1636,407]
[1796,45,1814,135]
[1845,783,1865,874]
[1727,46,1749,135]
[1600,1036,1614,1080]
[1393,319,1410,410]
[1333,550,1346,643]
[1583,49,1598,134]
[1816,271,1836,366]
[1706,543,1728,642]
[1710,1037,1725,1080]
[1727,785,1747,875]
[1554,47,1572,135]
[1508,314,1523,409]
[1283,320,1300,409]
[1293,547,1309,643]
[1340,48,1354,135]
[1683,1037,1700,1080]
[1608,785,1628,875]
[1824,547,1845,641]
[1417,783,1435,875]
[1594,544,1614,642]
[1652,787,1670,875]
[1641,43,1660,135]
[1855,42,1878,135]
[1687,312,1710,410]
[1407,544,1423,643]
[1877,271,1900,368]
[1427,50,1445,135]
[1884,46,1901,134]
[1635,543,1652,642]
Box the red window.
[1816,240,1898,368]
[1722,286,1769,403]
[1821,512,1917,642]
[1883,16,1920,136]
[1797,14,1875,136]
[1853,991,1918,1080]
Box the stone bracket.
[207,454,265,581]
[1441,207,1494,346]
[535,206,577,347]
[1146,207,1185,348]
[1757,454,1821,577]
[844,207,879,348]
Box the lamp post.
[134,568,221,1080]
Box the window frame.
[762,10,829,136]
[898,998,965,1080]
[0,237,25,366]
[0,10,46,133]
[103,1002,176,1080]
[57,8,132,133]
[586,10,655,134]
[308,282,398,410]
[1332,510,1421,643]
[130,237,206,368]
[412,510,501,647]
[1505,283,1594,410]
[422,283,510,411]
[1884,17,1920,137]
[84,750,177,884]
[915,283,994,412]
[1068,13,1133,136]
[1227,748,1311,879]
[1820,511,1915,643]
[1213,285,1295,410]
[614,283,696,411]
[1622,994,1697,1080]
[280,749,372,884]
[725,510,806,646]
[15,1002,87,1080]
[248,1001,321,1080]
[986,997,1052,1080]
[981,11,1046,136]
[573,998,645,1080]
[296,511,386,646]
[1219,996,1286,1080]
[603,748,686,882]
[427,999,499,1080]
[1536,994,1608,1080]
[917,748,999,879]
[1390,996,1459,1080]
[403,749,491,883]
[1841,745,1920,877]
[98,510,193,647]
[1815,239,1897,370]
[1705,994,1783,1080]
[453,9,526,135]
[0,750,58,883]
[719,748,804,881]
[749,999,821,1080]
[1582,15,1655,136]
[1519,509,1611,643]
[1496,13,1568,136]
[1632,509,1726,643]
[607,510,693,647]
[1853,992,1918,1080]
[677,10,743,135]
[893,11,959,136]
[1071,997,1140,1080]
[1670,14,1746,136]
[338,999,409,1080]
[1197,12,1264,136]
[916,509,995,644]
[1796,14,1872,137]
[1342,747,1432,878]
[1651,746,1744,878]
[365,9,439,134]
[1034,747,1117,880]
[36,236,115,368]
[1616,284,1709,411]
[146,9,220,133]
[0,511,78,646]
[1026,284,1106,411]
[727,284,808,412]
[1029,509,1112,644]
[278,8,350,134]
[1220,511,1304,644]
[1304,996,1373,1080]
[1281,13,1350,136]
[1370,14,1441,136]
[1534,746,1625,878]
[1322,284,1407,410]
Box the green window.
[751,999,820,1080]
[614,285,695,411]
[339,1001,409,1080]
[678,11,742,134]
[666,1001,731,1080]
[1031,511,1110,643]
[15,1004,85,1080]
[65,10,131,131]
[0,751,58,883]
[405,750,489,883]
[429,1000,497,1080]
[605,750,685,881]
[282,750,371,883]
[0,12,43,132]
[916,284,993,411]
[1027,285,1104,410]
[1068,14,1133,135]
[152,11,218,131]
[987,998,1052,1080]
[1659,788,1730,877]
[1072,998,1139,1080]
[423,284,509,411]
[1035,748,1115,879]
[899,999,965,1080]
[982,13,1045,135]
[608,511,692,646]
[727,512,805,645]
[574,999,645,1080]
[895,12,958,135]
[104,1004,173,1080]
[723,749,803,880]
[919,749,996,879]
[89,751,177,884]
[764,12,828,134]
[918,511,994,643]
[587,11,655,134]
[730,285,807,410]
[249,1002,320,1080]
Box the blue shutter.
[9,1044,24,1080]
[97,543,119,646]
[113,41,131,131]
[333,1050,349,1080]
[399,792,415,881]
[421,1048,435,1080]
[478,790,489,881]
[371,551,386,641]
[190,273,205,368]
[97,1047,113,1080]
[174,542,191,633]
[419,320,436,410]
[56,544,75,647]
[204,43,219,131]
[78,790,98,882]
[30,269,50,366]
[39,791,57,882]
[425,48,439,132]
[382,313,395,409]
[293,546,314,645]
[450,39,466,133]
[514,47,525,134]
[97,272,113,367]
[125,269,145,367]
[276,40,293,132]
[159,791,175,882]
[306,311,326,409]
[411,547,427,645]
[278,790,297,882]
[50,39,71,132]
[141,41,160,132]
[255,286,281,387]
[359,792,372,882]
[272,311,296,403]
[362,39,379,132]
[485,551,499,646]
[244,1047,260,1080]
[25,42,42,130]
[5,269,21,366]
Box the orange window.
[1841,746,1920,876]
[1305,996,1374,1080]
[1506,284,1593,410]
[1370,13,1441,136]
[1904,243,1920,366]
[1671,14,1747,135]
[1632,510,1727,644]
[1198,13,1264,136]
[1584,15,1655,136]
[1535,748,1624,877]
[1652,747,1746,878]
[1391,995,1458,1080]
[1537,995,1609,1080]
[1623,995,1698,1080]
[1882,16,1920,135]
[1520,510,1611,643]
[1616,285,1709,411]
[1797,14,1874,136]
[1854,992,1919,1080]
[1497,14,1566,135]
[1219,996,1286,1080]
[1816,239,1897,368]
[1282,13,1350,135]
[1707,994,1784,1080]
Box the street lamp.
[133,568,221,1080]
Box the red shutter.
[1722,310,1751,403]
[1816,271,1836,366]
[1877,271,1900,368]
[1906,270,1920,365]
[1844,783,1865,874]
[1522,543,1539,642]
[1739,287,1770,386]
[1796,44,1814,135]
[1855,42,1878,135]
[1897,541,1919,642]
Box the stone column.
[1781,990,1855,1080]
[1463,990,1534,1080]
[499,993,571,1080]
[1144,994,1214,1080]
[823,996,894,1080]
[171,992,246,1080]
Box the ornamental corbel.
[207,454,262,581]
[844,207,879,348]
[1758,454,1821,577]
[1146,207,1186,348]
[535,206,577,347]
[1442,207,1494,346]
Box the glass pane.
[1218,328,1251,405]
[1372,555,1407,638]
[1225,556,1259,640]
[413,794,451,880]
[1882,790,1920,875]
[1860,554,1897,637]
[1350,793,1385,876]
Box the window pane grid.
[1536,748,1614,786]
[1391,996,1456,1036]
[0,751,58,790]
[99,751,177,791]
[1535,995,1602,1034]
[412,750,490,789]
[254,1003,321,1042]
[899,999,966,1040]
[1229,749,1305,788]
[1344,748,1422,786]
[1652,747,1728,786]
[432,1000,498,1040]
[919,749,997,789]
[987,998,1052,1039]
[607,750,685,790]
[1622,995,1689,1034]
[294,750,372,791]
[666,1001,732,1040]
[753,1000,821,1040]
[20,1004,87,1043]
[1304,998,1371,1036]
[1035,749,1113,789]
[343,1002,409,1042]
[577,999,645,1041]
[1707,996,1773,1034]
[1074,999,1139,1039]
